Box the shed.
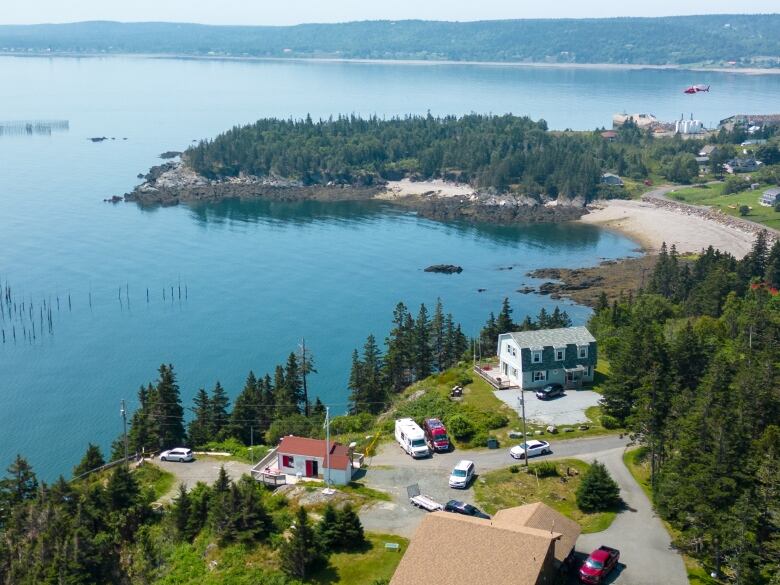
[276,436,353,485]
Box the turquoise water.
[2,56,778,479]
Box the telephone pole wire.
[121,399,129,465]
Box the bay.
[2,55,778,479]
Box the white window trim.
[531,350,543,364]
[578,345,588,359]
[533,370,547,382]
[555,347,566,361]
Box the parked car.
[579,546,620,584]
[509,439,551,460]
[159,448,194,462]
[444,500,490,519]
[535,383,564,400]
[448,459,475,488]
[423,417,451,452]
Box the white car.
[160,448,194,462]
[509,440,551,460]
[449,459,475,488]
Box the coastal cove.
[2,55,778,480]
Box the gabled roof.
[764,187,780,197]
[277,436,350,469]
[493,502,581,564]
[390,511,559,585]
[503,326,596,349]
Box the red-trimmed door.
[305,460,318,477]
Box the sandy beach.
[377,178,476,200]
[580,198,757,258]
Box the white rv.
[395,418,430,458]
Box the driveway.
[151,456,251,502]
[493,388,601,426]
[577,448,688,585]
[360,436,687,585]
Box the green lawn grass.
[474,459,617,534]
[622,448,722,585]
[310,533,408,585]
[133,463,176,500]
[669,183,780,230]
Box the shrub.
[533,461,559,478]
[723,175,748,194]
[265,414,321,445]
[394,392,456,425]
[739,205,750,216]
[469,431,489,449]
[329,412,375,435]
[509,465,520,473]
[576,461,622,512]
[457,373,473,386]
[482,410,510,430]
[600,414,621,430]
[445,414,476,441]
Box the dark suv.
[535,383,564,400]
[444,500,491,519]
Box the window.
[506,344,511,354]
[512,347,517,356]
[511,368,518,377]
[578,345,588,359]
[532,350,542,364]
[555,347,565,361]
[282,455,294,468]
[533,370,547,382]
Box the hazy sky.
[2,0,778,25]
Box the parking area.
[150,456,251,501]
[493,388,601,426]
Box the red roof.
[277,435,351,469]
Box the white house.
[760,187,780,207]
[275,435,354,485]
[496,327,597,390]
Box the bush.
[482,410,510,430]
[445,414,476,441]
[739,204,750,216]
[600,414,621,430]
[469,431,489,449]
[394,392,456,425]
[329,412,375,435]
[509,465,520,473]
[576,461,622,512]
[533,461,559,478]
[265,414,321,445]
[723,175,748,194]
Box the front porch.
[564,365,586,389]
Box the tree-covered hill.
[1,15,779,66]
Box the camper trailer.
[395,418,430,458]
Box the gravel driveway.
[493,388,601,426]
[152,456,252,501]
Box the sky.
[1,0,779,26]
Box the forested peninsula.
[122,113,706,224]
[2,16,780,68]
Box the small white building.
[497,327,597,390]
[761,187,780,207]
[275,435,354,485]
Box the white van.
[395,418,430,458]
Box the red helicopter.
[684,84,710,94]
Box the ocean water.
[2,55,778,479]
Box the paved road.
[152,456,251,501]
[360,435,687,585]
[577,447,688,585]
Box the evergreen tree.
[384,302,413,391]
[187,388,212,447]
[72,443,106,479]
[173,483,193,541]
[316,503,341,549]
[279,506,323,579]
[284,352,304,412]
[229,372,260,445]
[335,504,365,550]
[496,297,514,333]
[348,349,364,412]
[765,240,780,288]
[0,455,38,511]
[149,364,185,449]
[413,304,433,380]
[430,298,446,371]
[209,381,231,439]
[576,461,621,512]
[106,464,139,511]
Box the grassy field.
[310,533,408,584]
[133,463,176,500]
[473,458,617,534]
[669,183,780,230]
[622,448,721,585]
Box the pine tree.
[335,503,365,550]
[0,455,38,506]
[765,240,780,288]
[413,304,433,380]
[72,443,106,479]
[173,483,192,541]
[496,297,514,333]
[348,349,364,412]
[430,298,446,371]
[576,461,621,512]
[279,506,323,579]
[149,364,185,449]
[229,372,260,444]
[213,465,230,494]
[384,302,413,391]
[274,363,298,418]
[234,477,271,543]
[284,352,304,412]
[209,381,230,440]
[316,503,341,549]
[106,464,139,511]
[187,388,212,447]
[597,291,609,312]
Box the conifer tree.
[316,503,341,549]
[173,483,193,541]
[430,298,446,371]
[229,372,260,444]
[496,297,514,333]
[149,364,185,449]
[384,302,413,391]
[106,464,139,511]
[335,503,365,550]
[72,443,106,479]
[765,240,780,288]
[235,477,271,543]
[576,461,621,512]
[413,304,433,380]
[0,455,38,507]
[209,381,230,440]
[279,506,323,579]
[187,388,212,447]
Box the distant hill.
[1,16,779,67]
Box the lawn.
[622,448,722,585]
[310,533,408,585]
[669,183,780,230]
[133,463,176,500]
[473,458,617,534]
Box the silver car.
[160,448,194,462]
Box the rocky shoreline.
[117,161,587,224]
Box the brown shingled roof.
[494,502,581,564]
[390,512,560,585]
[277,436,350,469]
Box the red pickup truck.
[579,546,620,583]
[423,418,450,452]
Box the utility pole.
[121,399,129,465]
[300,338,309,417]
[517,394,529,466]
[250,426,254,464]
[324,405,333,492]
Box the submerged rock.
[424,264,463,274]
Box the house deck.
[473,364,518,390]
